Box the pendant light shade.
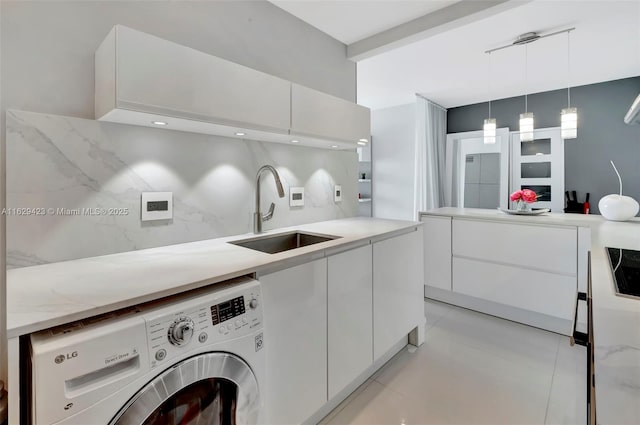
[561,107,577,139]
[483,118,496,144]
[519,112,534,142]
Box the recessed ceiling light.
[357,141,367,146]
[359,138,368,143]
[291,140,300,143]
[152,121,168,126]
[331,145,338,148]
[235,132,246,136]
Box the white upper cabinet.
[96,25,290,135]
[95,25,370,150]
[291,83,371,146]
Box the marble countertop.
[419,207,604,227]
[422,207,640,424]
[7,217,420,338]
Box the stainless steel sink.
[229,231,341,254]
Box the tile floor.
[320,299,586,425]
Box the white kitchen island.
[421,207,640,425]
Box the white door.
[511,127,564,212]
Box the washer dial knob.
[249,298,259,309]
[168,317,195,346]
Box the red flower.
[522,189,537,203]
[510,190,523,202]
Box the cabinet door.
[373,228,424,360]
[328,245,373,399]
[260,259,327,425]
[291,83,370,144]
[98,25,291,132]
[453,257,576,324]
[421,216,452,291]
[453,219,577,276]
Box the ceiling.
[269,0,459,44]
[270,0,640,110]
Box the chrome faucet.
[253,165,285,234]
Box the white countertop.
[420,206,605,227]
[7,217,420,338]
[422,207,640,425]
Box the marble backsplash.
[6,110,358,268]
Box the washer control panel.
[211,296,245,325]
[144,278,262,369]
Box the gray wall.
[0,0,356,387]
[372,103,416,220]
[0,0,355,120]
[448,77,640,214]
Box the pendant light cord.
[524,44,528,113]
[567,31,571,108]
[487,52,492,117]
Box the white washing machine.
[30,277,264,425]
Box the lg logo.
[54,351,78,364]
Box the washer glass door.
[111,352,259,425]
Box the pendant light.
[561,31,577,139]
[519,43,534,142]
[483,52,496,144]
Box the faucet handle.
[262,203,276,221]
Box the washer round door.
[110,352,260,425]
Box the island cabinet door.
[260,258,328,425]
[327,244,373,400]
[373,228,424,360]
[420,215,452,291]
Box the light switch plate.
[289,187,304,207]
[334,185,342,202]
[141,192,173,221]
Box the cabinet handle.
[570,291,588,347]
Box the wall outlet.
[289,187,304,207]
[141,192,173,221]
[334,185,342,202]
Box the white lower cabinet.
[373,228,424,360]
[327,245,373,399]
[261,258,327,425]
[453,257,576,320]
[261,229,424,424]
[420,215,452,291]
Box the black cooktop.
[606,247,640,298]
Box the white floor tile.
[429,305,561,375]
[322,301,586,425]
[374,327,552,424]
[318,379,375,425]
[424,299,454,330]
[545,340,587,425]
[324,380,444,425]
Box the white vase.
[598,194,639,221]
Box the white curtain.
[413,95,447,219]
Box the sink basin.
[229,231,341,254]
